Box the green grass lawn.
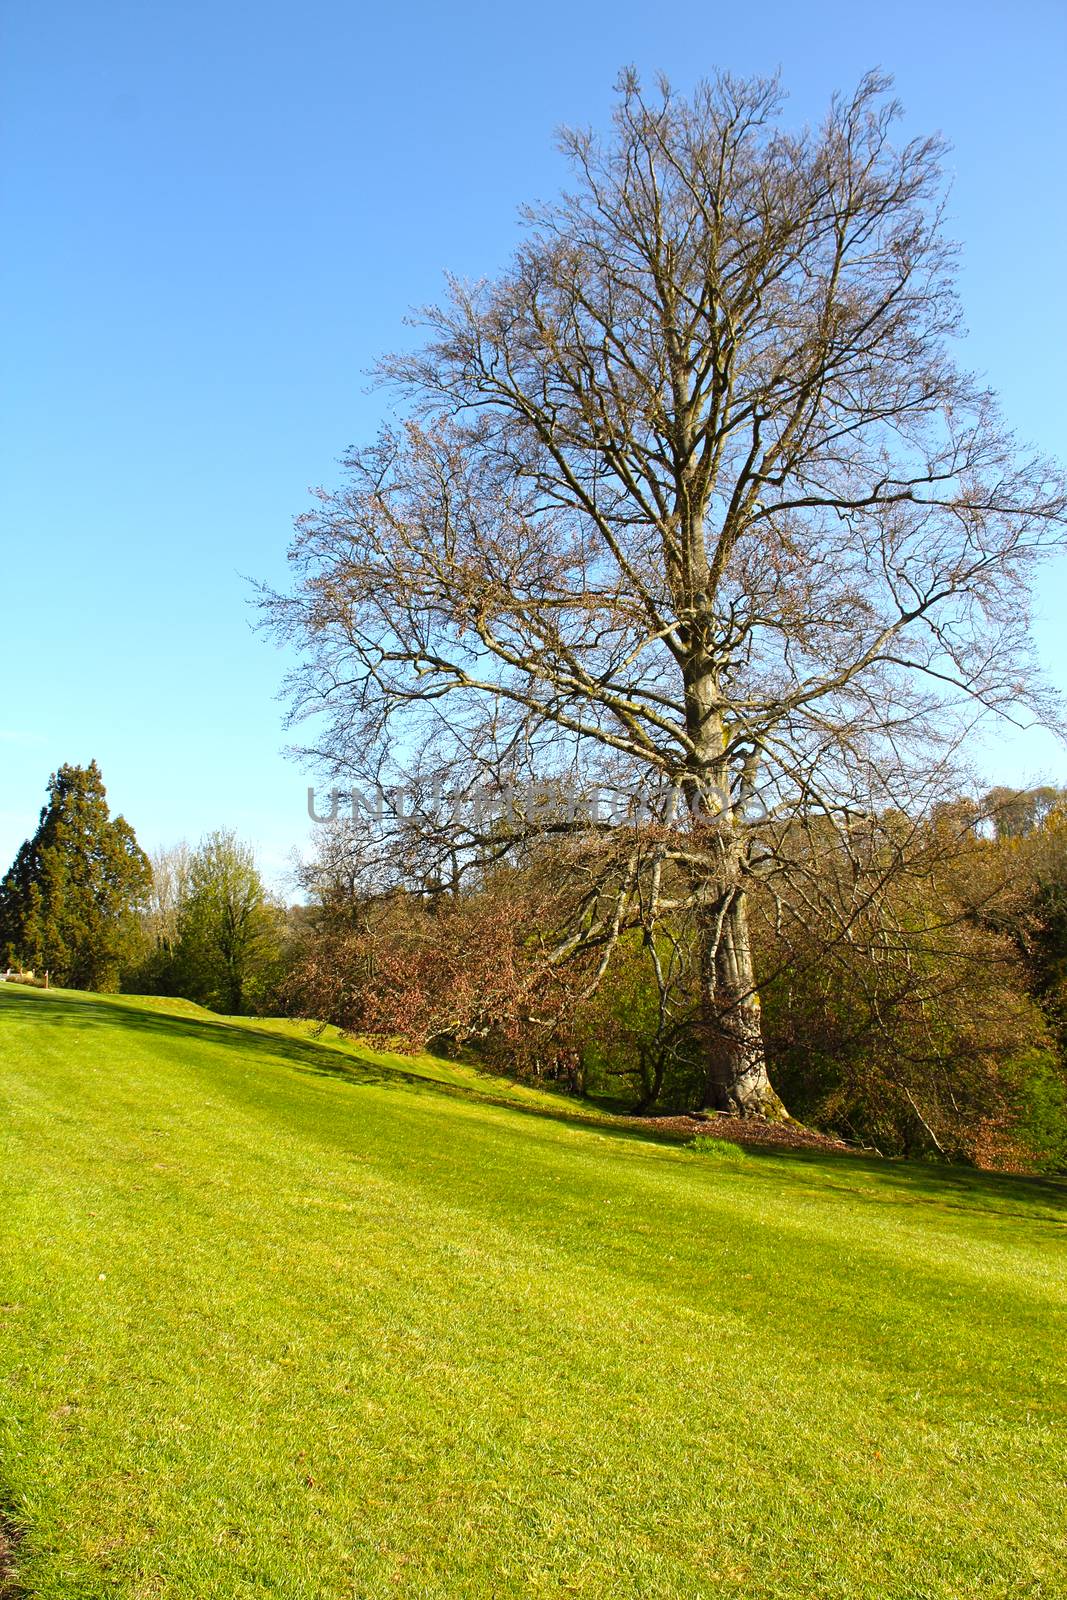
[1,985,1065,1599]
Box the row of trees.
[281,787,1067,1169]
[0,763,283,1013]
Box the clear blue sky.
[2,0,1065,888]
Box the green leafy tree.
[173,830,282,1013]
[0,761,151,990]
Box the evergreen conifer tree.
[0,761,151,990]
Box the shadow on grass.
[0,985,661,1147]
[3,986,1064,1217]
[734,1142,1067,1222]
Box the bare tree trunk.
[633,1042,666,1113]
[683,649,789,1119]
[699,892,788,1119]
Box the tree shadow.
[734,1141,1067,1221]
[3,986,1064,1216]
[0,986,658,1146]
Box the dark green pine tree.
[0,761,151,990]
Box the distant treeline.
[281,785,1067,1172]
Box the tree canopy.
[168,831,282,1014]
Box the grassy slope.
[0,987,1064,1600]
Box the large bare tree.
[269,71,1066,1117]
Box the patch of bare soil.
[625,1110,863,1156]
[0,1513,25,1599]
